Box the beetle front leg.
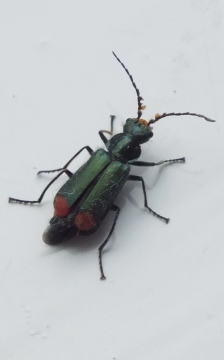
[99,115,116,145]
[128,175,170,223]
[37,145,94,175]
[130,157,185,167]
[98,204,120,280]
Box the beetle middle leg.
[128,175,170,223]
[128,157,185,222]
[98,204,120,280]
[9,169,70,205]
[37,145,94,175]
[130,157,185,167]
[9,146,94,205]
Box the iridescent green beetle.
[9,52,215,279]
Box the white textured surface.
[1,1,223,359]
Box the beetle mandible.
[9,51,215,280]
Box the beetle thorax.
[106,133,140,162]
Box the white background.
[1,1,224,359]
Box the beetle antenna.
[112,51,145,119]
[148,112,215,125]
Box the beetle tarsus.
[98,204,120,280]
[164,157,185,164]
[37,169,61,175]
[150,211,169,224]
[8,197,39,205]
[99,252,106,280]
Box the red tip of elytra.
[75,212,97,231]
[54,195,70,217]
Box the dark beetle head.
[123,118,153,143]
[43,217,77,245]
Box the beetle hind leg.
[98,204,120,280]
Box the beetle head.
[123,118,153,143]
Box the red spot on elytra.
[54,195,70,217]
[75,212,97,231]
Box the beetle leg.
[99,131,109,144]
[98,204,120,280]
[63,170,73,178]
[130,157,185,166]
[128,175,170,223]
[37,146,94,175]
[110,115,116,133]
[9,169,67,205]
[99,115,116,144]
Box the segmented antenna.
[112,51,144,119]
[148,112,215,126]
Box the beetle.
[9,51,215,280]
